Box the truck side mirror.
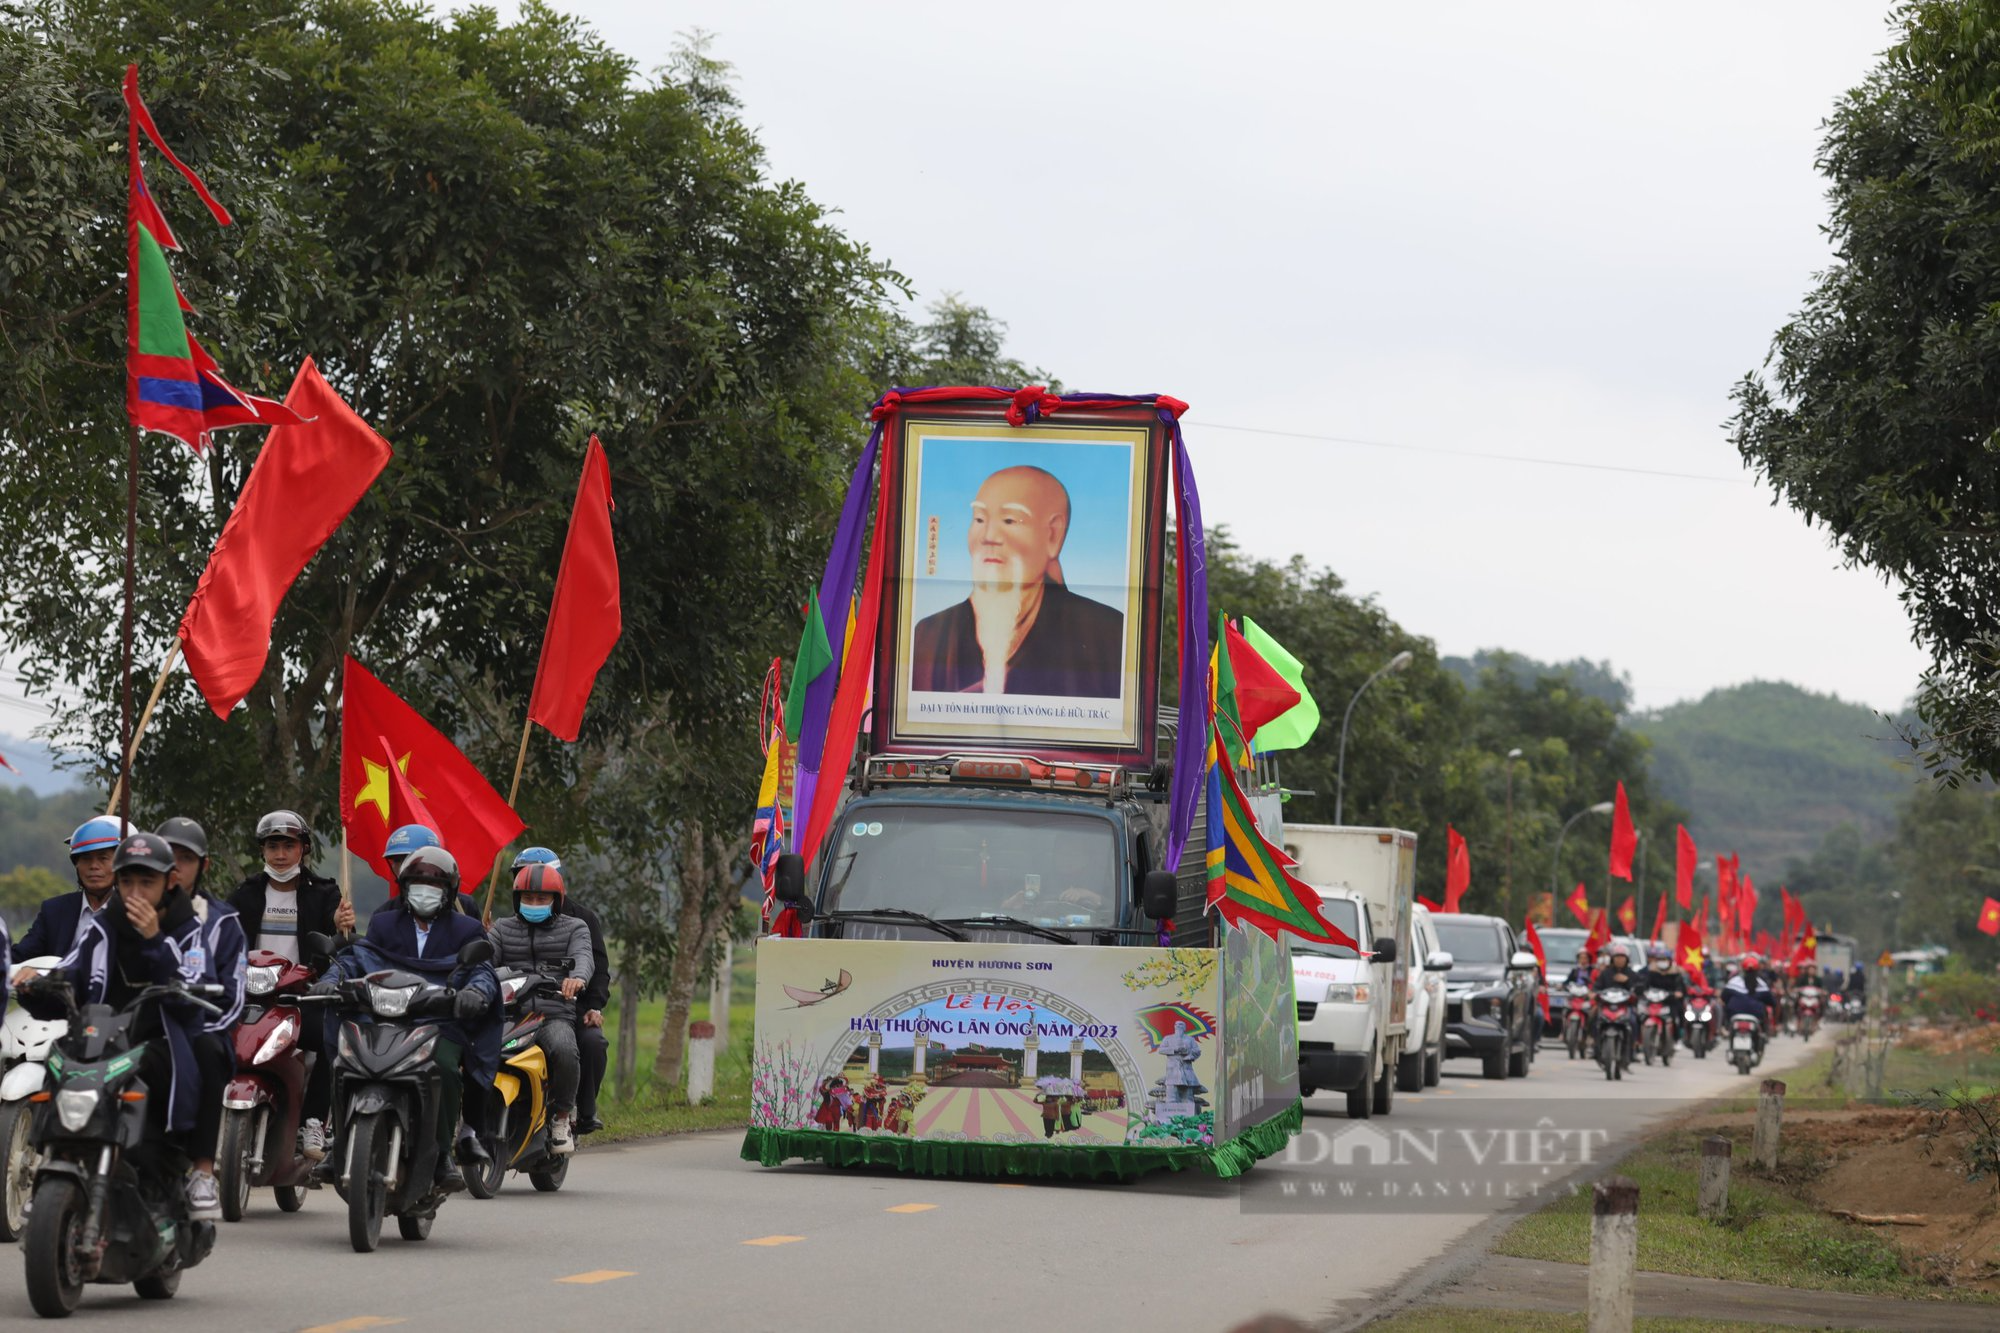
[1371,936,1398,964]
[774,854,807,906]
[1141,870,1177,921]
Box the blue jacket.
[326,904,500,1084]
[1723,971,1772,1020]
[190,891,249,1036]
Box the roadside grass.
[1494,1126,1996,1302]
[593,949,757,1142]
[1366,1312,1842,1333]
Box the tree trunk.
[653,818,745,1097]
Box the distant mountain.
[1633,681,1919,873]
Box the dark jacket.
[1723,971,1773,1020]
[1593,965,1641,994]
[226,870,344,968]
[487,910,594,1022]
[353,903,501,1084]
[565,899,611,1015]
[1639,966,1686,1002]
[190,890,249,1034]
[13,890,110,963]
[910,578,1125,698]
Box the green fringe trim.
[740,1099,1301,1182]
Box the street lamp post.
[1550,801,1616,909]
[1503,748,1523,921]
[1333,650,1414,825]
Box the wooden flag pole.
[105,638,182,819]
[482,715,534,925]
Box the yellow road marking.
[742,1234,805,1246]
[557,1270,637,1284]
[885,1203,937,1213]
[301,1320,407,1333]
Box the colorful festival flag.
[1608,781,1636,881]
[782,590,833,741]
[1674,824,1696,910]
[1565,881,1591,927]
[1223,618,1302,746]
[1241,617,1319,752]
[1443,825,1471,914]
[1980,897,2000,938]
[1205,726,1357,947]
[526,436,621,743]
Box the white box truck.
[1280,825,1417,1118]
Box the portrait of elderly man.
[911,463,1124,697]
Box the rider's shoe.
[550,1112,576,1156]
[301,1117,328,1162]
[576,1115,605,1135]
[310,1150,341,1185]
[435,1158,467,1194]
[186,1170,223,1222]
[456,1131,493,1167]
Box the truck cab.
[1291,889,1398,1119]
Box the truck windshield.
[823,804,1120,927]
[1291,899,1363,960]
[1434,921,1505,963]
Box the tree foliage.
[1730,0,2000,781]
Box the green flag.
[1242,616,1319,751]
[781,590,833,739]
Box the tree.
[1729,0,2000,782]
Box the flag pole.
[481,715,533,924]
[340,840,353,922]
[105,636,180,819]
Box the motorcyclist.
[227,809,353,1162]
[1847,962,1869,1005]
[1722,951,1775,1056]
[1592,944,1643,1065]
[1560,949,1596,989]
[511,847,609,1134]
[313,846,498,1192]
[384,823,479,916]
[11,816,131,963]
[156,817,247,1211]
[15,833,230,1219]
[488,863,594,1154]
[1640,942,1686,1045]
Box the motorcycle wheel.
[465,1137,505,1201]
[23,1176,85,1317]
[346,1112,389,1254]
[529,1155,569,1193]
[134,1263,181,1300]
[0,1100,35,1242]
[217,1107,255,1223]
[1565,1019,1580,1060]
[397,1211,433,1241]
[274,1185,306,1214]
[1642,1027,1657,1067]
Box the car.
[1429,912,1540,1080]
[1398,904,1450,1090]
[1293,888,1401,1118]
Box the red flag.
[1649,892,1668,943]
[1525,919,1550,1021]
[1677,916,1705,975]
[1223,619,1303,740]
[1608,781,1636,881]
[1615,896,1637,934]
[1417,895,1441,912]
[527,436,621,742]
[178,359,391,718]
[1777,886,1801,958]
[378,734,440,836]
[1674,824,1696,910]
[1739,874,1759,937]
[0,748,17,776]
[1979,897,2000,937]
[1717,854,1738,951]
[1584,908,1611,956]
[340,657,525,885]
[1443,825,1471,913]
[1565,881,1591,926]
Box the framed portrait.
[872,401,1168,762]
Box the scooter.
[1728,1013,1764,1075]
[1683,990,1717,1059]
[216,949,318,1221]
[16,976,225,1317]
[1561,983,1592,1060]
[466,967,571,1198]
[1594,988,1632,1082]
[1639,987,1675,1067]
[1,956,64,1241]
[1794,985,1825,1041]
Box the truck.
[1277,825,1417,1118]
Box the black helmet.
[155,816,208,860]
[255,809,308,845]
[113,832,176,876]
[396,846,461,893]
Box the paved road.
[0,1034,1816,1331]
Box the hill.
[1633,681,1919,872]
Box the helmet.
[112,832,176,876]
[511,846,562,872]
[1575,949,1592,962]
[67,816,131,859]
[513,864,567,899]
[1646,942,1671,962]
[155,816,208,860]
[1742,952,1762,969]
[396,845,460,893]
[384,824,442,859]
[255,810,308,845]
[1608,944,1630,961]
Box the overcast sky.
[0,1,1929,753]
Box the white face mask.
[406,886,447,920]
[264,862,302,884]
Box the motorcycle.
[215,949,319,1221]
[1728,1013,1764,1075]
[2,956,65,1241]
[1682,991,1717,1059]
[1594,988,1632,1082]
[1639,987,1675,1067]
[16,976,225,1317]
[1794,985,1825,1041]
[466,967,571,1199]
[306,936,493,1253]
[1561,983,1592,1060]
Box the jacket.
[226,869,345,968]
[486,910,595,1022]
[350,902,501,1083]
[565,899,611,1015]
[13,890,111,963]
[1723,971,1772,1019]
[190,890,249,1034]
[911,578,1125,698]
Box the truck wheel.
[1481,1048,1509,1080]
[1508,1040,1531,1078]
[1345,1083,1371,1119]
[1372,1063,1394,1115]
[1395,1047,1425,1093]
[1423,1045,1441,1087]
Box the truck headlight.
[56,1087,99,1132]
[1324,983,1371,1004]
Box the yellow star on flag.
[354,750,422,825]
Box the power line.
[1186,419,1750,484]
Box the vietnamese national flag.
[1584,908,1612,956]
[1615,896,1637,934]
[1525,919,1550,1020]
[1649,892,1669,943]
[1608,781,1637,881]
[1979,897,2000,937]
[1677,916,1705,975]
[178,359,391,718]
[1566,881,1591,927]
[339,657,525,884]
[1674,824,1696,910]
[526,436,621,742]
[1443,825,1471,913]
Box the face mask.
[518,903,552,924]
[264,862,301,883]
[406,885,446,919]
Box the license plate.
[1731,1034,1754,1050]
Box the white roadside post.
[709,936,734,1049]
[1753,1078,1785,1171]
[1589,1175,1638,1333]
[686,1019,717,1104]
[1697,1135,1731,1220]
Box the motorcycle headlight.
[56,1086,99,1132]
[367,983,413,1017]
[1324,983,1371,1004]
[253,1015,298,1066]
[245,965,282,996]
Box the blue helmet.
[384,824,443,859]
[511,846,562,872]
[67,817,131,860]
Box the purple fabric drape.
[1162,415,1210,871]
